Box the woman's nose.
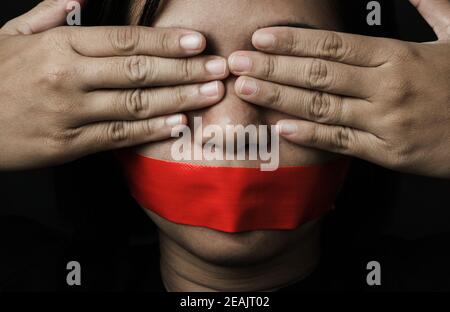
[190,76,262,146]
[205,76,261,125]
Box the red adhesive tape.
[119,152,349,233]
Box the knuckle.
[315,32,347,60]
[125,89,149,119]
[306,59,332,89]
[309,92,343,123]
[331,127,352,151]
[309,92,332,121]
[385,74,414,103]
[404,44,421,61]
[141,119,157,137]
[106,121,131,143]
[388,142,414,169]
[268,85,283,109]
[393,114,415,135]
[392,42,420,63]
[179,58,194,81]
[46,127,81,151]
[263,55,277,80]
[155,30,171,53]
[174,86,188,108]
[109,27,139,53]
[283,31,297,54]
[123,55,150,84]
[40,63,73,88]
[308,125,321,145]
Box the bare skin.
[129,0,344,292]
[158,218,321,292]
[230,0,450,178]
[0,0,228,170]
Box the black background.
[0,0,449,292]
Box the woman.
[84,0,371,292]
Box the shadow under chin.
[147,209,322,267]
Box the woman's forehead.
[129,0,342,55]
[130,0,341,27]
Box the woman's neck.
[158,228,321,292]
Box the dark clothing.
[1,153,450,292]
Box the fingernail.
[238,79,258,96]
[180,34,203,51]
[205,59,226,76]
[229,55,252,73]
[253,32,276,49]
[200,81,219,97]
[278,122,298,135]
[166,115,184,126]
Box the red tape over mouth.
[119,152,349,233]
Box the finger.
[82,81,224,123]
[76,114,187,153]
[80,55,228,90]
[69,26,206,57]
[229,51,377,98]
[1,0,84,35]
[276,119,383,162]
[234,77,371,130]
[409,0,450,40]
[252,27,396,67]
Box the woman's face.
[129,0,344,265]
[133,0,343,167]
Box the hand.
[229,0,450,178]
[0,0,227,171]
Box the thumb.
[409,0,450,40]
[1,0,85,35]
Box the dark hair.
[83,0,161,26]
[138,0,161,25]
[84,1,396,38]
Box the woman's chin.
[146,209,322,267]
